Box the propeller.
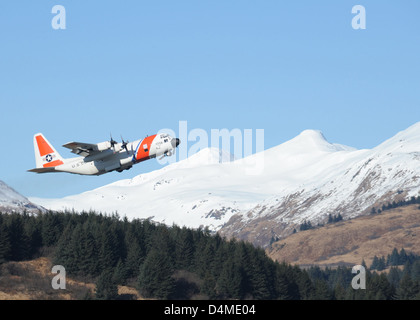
[158,150,173,160]
[121,136,129,154]
[110,134,117,150]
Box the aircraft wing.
[62,141,111,157]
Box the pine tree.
[377,256,386,271]
[98,224,120,273]
[24,215,42,258]
[95,269,119,300]
[113,259,128,285]
[174,227,194,271]
[312,279,332,300]
[395,273,419,300]
[201,271,217,299]
[0,217,11,264]
[366,273,394,300]
[246,250,275,299]
[68,224,84,274]
[125,235,144,278]
[78,227,99,276]
[300,220,313,231]
[195,239,216,278]
[371,256,380,270]
[41,211,62,247]
[276,263,303,300]
[275,264,292,300]
[8,214,30,261]
[294,265,316,300]
[411,260,420,282]
[54,224,75,273]
[137,247,175,299]
[387,266,402,290]
[215,256,244,299]
[399,248,408,265]
[387,248,400,266]
[333,283,347,300]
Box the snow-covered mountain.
[31,122,420,246]
[0,180,44,213]
[221,122,420,246]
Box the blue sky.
[1,1,419,198]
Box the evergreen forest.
[1,210,420,300]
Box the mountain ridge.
[0,180,44,213]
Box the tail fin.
[32,133,64,168]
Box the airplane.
[28,133,180,175]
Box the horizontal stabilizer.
[27,167,56,174]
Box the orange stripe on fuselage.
[135,134,157,162]
[36,135,54,157]
[43,159,64,168]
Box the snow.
[30,122,420,236]
[0,180,43,212]
[0,180,28,204]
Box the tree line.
[296,214,343,233]
[1,210,420,300]
[370,248,419,271]
[370,195,420,214]
[307,250,420,300]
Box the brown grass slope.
[267,204,420,267]
[0,257,142,300]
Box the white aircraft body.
[28,133,180,175]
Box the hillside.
[267,204,420,267]
[0,180,44,213]
[0,257,141,300]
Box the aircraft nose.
[171,138,180,148]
